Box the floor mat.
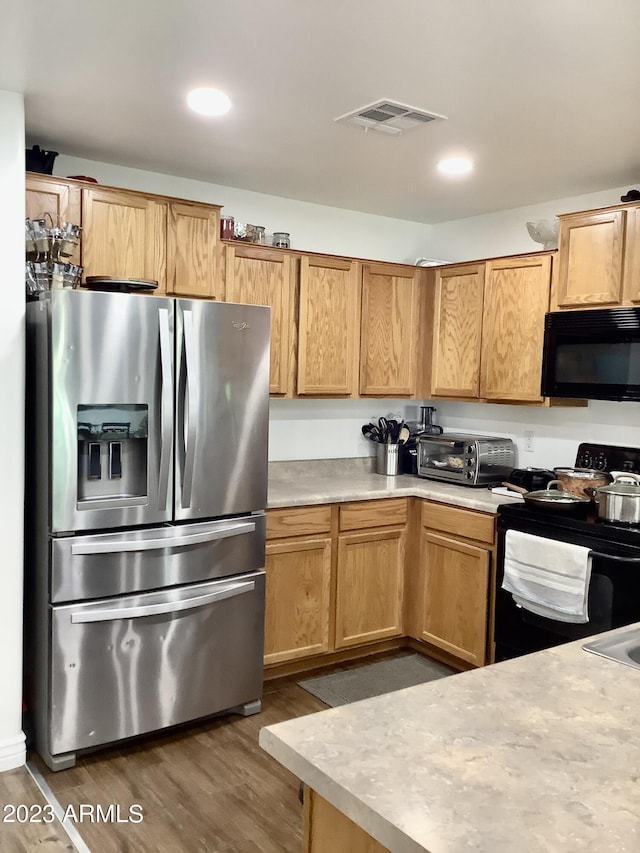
[297,653,456,707]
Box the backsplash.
[269,398,640,467]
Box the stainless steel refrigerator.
[25,289,270,770]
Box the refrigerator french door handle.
[70,520,256,555]
[69,579,256,623]
[158,307,173,511]
[182,309,199,508]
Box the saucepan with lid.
[590,474,640,525]
[502,480,591,514]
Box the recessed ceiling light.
[437,157,473,177]
[187,87,231,117]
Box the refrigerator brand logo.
[232,321,249,331]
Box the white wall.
[428,185,633,262]
[404,401,640,470]
[269,398,406,461]
[0,90,26,771]
[50,155,639,465]
[54,155,432,264]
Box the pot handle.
[502,481,528,495]
[612,473,640,485]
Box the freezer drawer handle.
[70,579,256,623]
[70,520,256,555]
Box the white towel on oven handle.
[502,530,592,624]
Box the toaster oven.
[417,434,516,486]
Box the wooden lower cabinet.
[265,498,495,672]
[409,500,494,667]
[264,536,332,665]
[304,787,390,853]
[414,529,490,666]
[335,527,405,648]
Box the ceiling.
[2,0,640,223]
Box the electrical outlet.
[524,430,535,452]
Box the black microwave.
[541,307,640,401]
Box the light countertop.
[260,626,640,852]
[267,458,522,513]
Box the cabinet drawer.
[339,498,408,531]
[421,501,495,544]
[266,505,332,539]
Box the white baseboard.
[0,732,26,772]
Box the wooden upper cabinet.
[297,255,360,395]
[81,187,166,292]
[167,202,219,298]
[225,243,294,395]
[554,209,625,308]
[25,174,82,265]
[431,263,485,398]
[623,205,640,304]
[480,254,551,402]
[359,263,419,396]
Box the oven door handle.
[590,551,640,563]
[70,579,256,623]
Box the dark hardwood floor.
[0,766,74,852]
[2,650,419,852]
[3,678,330,852]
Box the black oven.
[495,503,640,661]
[541,307,640,401]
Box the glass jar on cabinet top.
[272,232,290,248]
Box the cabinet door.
[26,175,82,265]
[415,530,489,666]
[225,244,294,394]
[335,528,405,649]
[167,202,219,298]
[359,263,419,396]
[555,209,625,308]
[480,254,551,402]
[264,536,332,665]
[431,264,485,398]
[623,205,640,305]
[297,255,360,395]
[82,188,166,292]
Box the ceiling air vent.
[334,100,447,135]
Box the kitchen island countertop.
[267,459,521,513]
[260,626,640,852]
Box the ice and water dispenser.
[77,404,148,503]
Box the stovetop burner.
[498,442,640,547]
